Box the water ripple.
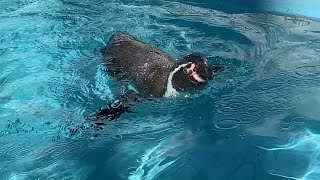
[213,118,240,130]
[295,64,320,80]
[1,0,320,179]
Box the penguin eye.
[183,68,189,74]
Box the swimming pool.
[1,0,320,179]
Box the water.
[1,0,320,179]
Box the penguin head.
[171,53,213,92]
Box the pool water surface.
[1,0,320,179]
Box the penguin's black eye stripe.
[194,65,198,72]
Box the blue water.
[1,0,320,179]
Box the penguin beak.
[197,63,213,81]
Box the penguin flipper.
[89,91,140,122]
[68,90,141,137]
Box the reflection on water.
[0,0,320,179]
[259,130,320,180]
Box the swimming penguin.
[69,32,221,136]
[103,32,213,98]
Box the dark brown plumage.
[102,32,213,97]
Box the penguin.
[69,32,221,136]
[102,32,213,98]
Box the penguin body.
[102,32,213,98]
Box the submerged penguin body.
[69,32,218,136]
